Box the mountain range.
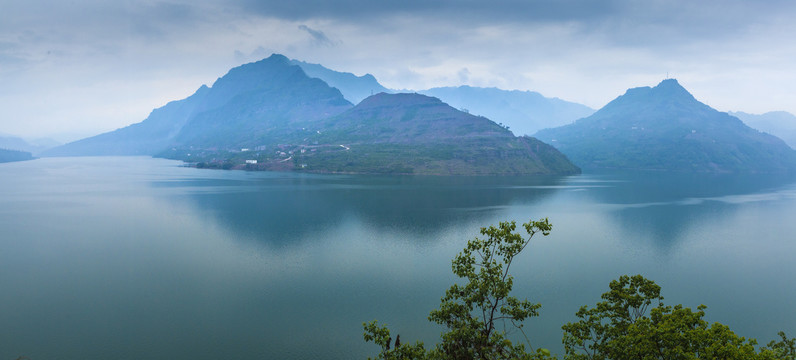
[290,92,579,175]
[40,56,796,174]
[44,55,352,157]
[290,60,389,104]
[730,111,796,149]
[0,135,60,155]
[290,61,595,135]
[46,54,578,175]
[416,86,594,136]
[534,79,796,173]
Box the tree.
[363,218,555,359]
[762,331,796,360]
[561,275,765,360]
[364,221,794,360]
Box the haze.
[2,0,795,141]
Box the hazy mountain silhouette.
[417,86,594,136]
[285,60,593,135]
[43,85,212,156]
[44,54,352,157]
[0,148,34,163]
[44,54,577,175]
[730,111,796,149]
[290,59,390,104]
[0,135,60,155]
[535,79,796,173]
[169,57,352,149]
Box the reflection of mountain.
[154,174,570,246]
[580,170,796,247]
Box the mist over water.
[1,157,795,359]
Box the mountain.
[43,85,211,156]
[417,86,594,136]
[44,54,577,175]
[266,93,580,175]
[287,61,594,134]
[0,135,60,155]
[534,79,796,173]
[0,148,35,163]
[290,59,390,104]
[44,54,352,157]
[730,111,796,149]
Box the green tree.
[364,221,794,360]
[762,331,796,360]
[561,275,765,360]
[363,218,555,359]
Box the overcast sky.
[2,0,795,141]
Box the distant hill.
[45,54,577,175]
[290,59,390,104]
[291,92,580,175]
[730,111,796,149]
[43,85,212,156]
[0,135,60,155]
[161,92,581,175]
[535,79,796,173]
[181,92,580,175]
[417,86,594,136]
[44,54,352,157]
[286,61,594,134]
[0,148,35,163]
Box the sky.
[2,0,795,142]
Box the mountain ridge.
[43,54,352,157]
[534,79,796,173]
[278,92,580,175]
[287,59,595,135]
[43,53,578,175]
[730,110,796,149]
[290,59,389,104]
[416,86,595,136]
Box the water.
[1,157,795,359]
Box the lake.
[1,157,795,359]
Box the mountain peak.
[534,79,796,173]
[607,78,699,114]
[657,78,681,87]
[651,78,693,98]
[263,53,290,64]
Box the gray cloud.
[238,0,621,23]
[1,0,796,138]
[233,0,796,49]
[298,25,337,47]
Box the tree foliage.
[364,218,554,359]
[364,219,794,360]
[561,274,792,360]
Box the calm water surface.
[1,157,795,359]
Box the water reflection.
[4,158,796,359]
[571,170,796,248]
[152,174,574,246]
